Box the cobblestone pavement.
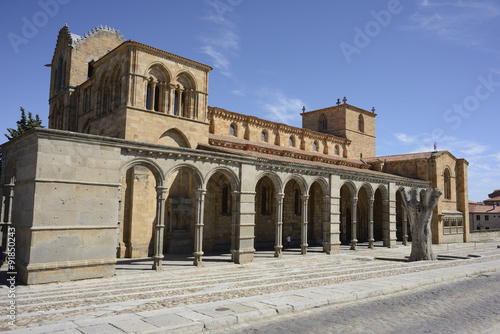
[0,242,499,333]
[211,271,500,334]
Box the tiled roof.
[364,152,435,163]
[199,137,426,183]
[469,203,500,214]
[484,196,500,202]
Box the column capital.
[301,194,310,200]
[276,193,285,200]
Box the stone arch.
[176,70,197,91]
[373,185,388,244]
[356,185,371,242]
[340,181,357,245]
[110,63,122,110]
[255,171,282,193]
[164,163,204,188]
[203,167,239,255]
[282,174,307,194]
[204,166,239,191]
[307,180,327,246]
[159,128,191,148]
[254,174,278,250]
[443,166,452,200]
[307,177,329,195]
[118,158,165,260]
[144,62,172,83]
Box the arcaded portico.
[0,25,469,284]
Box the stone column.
[301,194,309,255]
[168,84,176,115]
[193,188,207,266]
[350,197,358,250]
[402,205,408,246]
[274,193,284,258]
[368,198,374,249]
[152,186,167,270]
[150,81,157,111]
[177,89,184,117]
[230,191,240,262]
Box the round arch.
[307,177,329,195]
[340,180,357,198]
[119,158,165,186]
[282,174,307,194]
[358,182,374,200]
[204,166,240,191]
[144,62,172,83]
[164,163,204,188]
[255,171,282,193]
[175,70,197,91]
[159,128,191,148]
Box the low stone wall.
[470,231,500,242]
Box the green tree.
[1,107,44,171]
[5,107,44,140]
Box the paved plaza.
[1,241,500,333]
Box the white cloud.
[405,0,500,47]
[394,133,416,144]
[200,1,240,77]
[257,89,304,125]
[231,89,245,96]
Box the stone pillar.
[368,198,374,249]
[193,188,206,266]
[152,186,167,270]
[230,191,240,262]
[168,84,176,114]
[150,81,157,111]
[274,193,284,258]
[385,183,398,248]
[301,194,309,255]
[350,197,358,250]
[402,205,408,246]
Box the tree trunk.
[401,188,442,261]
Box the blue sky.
[1,0,499,201]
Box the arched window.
[261,130,267,142]
[289,136,294,147]
[335,145,339,155]
[174,91,179,115]
[313,141,318,151]
[294,189,300,215]
[444,168,451,199]
[358,114,364,133]
[222,183,230,214]
[230,123,236,136]
[322,116,327,130]
[146,83,152,110]
[154,85,160,111]
[261,186,267,214]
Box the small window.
[476,215,480,220]
[174,91,179,115]
[261,130,267,142]
[222,183,230,214]
[360,153,363,159]
[294,189,301,216]
[289,136,294,147]
[358,114,364,133]
[154,85,160,111]
[485,215,490,221]
[444,168,451,199]
[146,83,152,110]
[313,141,318,151]
[261,187,267,214]
[87,62,94,78]
[321,116,327,130]
[230,123,236,136]
[335,145,339,155]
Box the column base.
[403,235,408,246]
[232,249,255,264]
[274,245,283,258]
[301,244,308,255]
[193,251,204,267]
[368,239,374,249]
[152,255,164,271]
[350,239,357,250]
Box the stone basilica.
[0,26,469,284]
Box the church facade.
[0,26,469,284]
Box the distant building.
[469,190,500,230]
